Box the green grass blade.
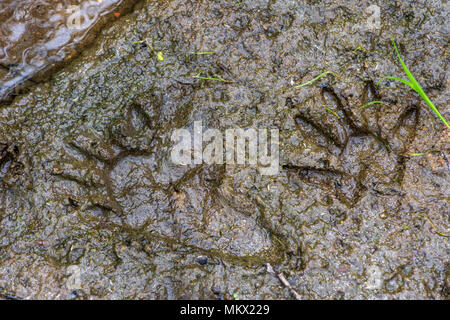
[323,106,340,119]
[377,76,415,90]
[294,71,332,88]
[408,153,426,157]
[388,37,449,129]
[419,91,449,128]
[406,149,441,157]
[391,37,420,91]
[358,101,386,109]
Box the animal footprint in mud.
[50,103,158,215]
[50,104,277,263]
[285,83,419,207]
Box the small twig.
[266,263,302,300]
[0,290,23,300]
[415,213,450,237]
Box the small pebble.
[197,256,208,265]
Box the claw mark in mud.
[286,84,420,208]
[282,164,367,207]
[0,142,27,187]
[50,103,284,267]
[51,103,158,215]
[0,143,17,176]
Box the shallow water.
[0,0,135,102]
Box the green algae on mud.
[0,0,449,300]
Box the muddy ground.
[0,0,449,299]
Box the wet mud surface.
[0,0,449,299]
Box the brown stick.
[0,291,22,300]
[266,263,302,300]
